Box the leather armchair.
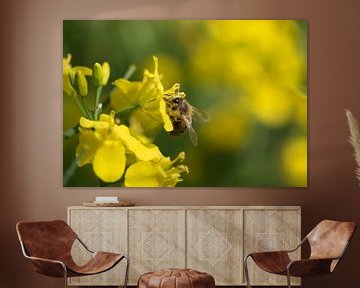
[16,220,129,288]
[244,220,356,288]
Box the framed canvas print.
[63,20,307,188]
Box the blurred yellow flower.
[191,20,305,86]
[202,102,249,150]
[281,136,307,186]
[111,56,173,133]
[249,80,293,127]
[188,20,306,130]
[125,152,189,187]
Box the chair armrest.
[245,236,306,258]
[19,240,67,277]
[247,250,290,258]
[76,236,94,253]
[26,255,65,266]
[25,255,67,277]
[285,237,307,253]
[287,258,335,277]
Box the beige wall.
[1,0,360,287]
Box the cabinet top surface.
[68,205,301,210]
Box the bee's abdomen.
[170,119,187,135]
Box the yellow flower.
[76,111,164,182]
[128,115,153,144]
[124,152,189,187]
[63,54,92,96]
[110,56,173,133]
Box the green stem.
[63,157,78,186]
[115,105,139,118]
[64,149,87,186]
[94,86,103,120]
[80,96,92,120]
[123,64,137,80]
[63,124,79,140]
[73,91,88,118]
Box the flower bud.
[101,62,110,85]
[92,63,103,86]
[69,70,76,87]
[75,71,88,96]
[63,73,75,96]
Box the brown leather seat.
[16,220,129,288]
[244,220,356,288]
[138,268,215,288]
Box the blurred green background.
[63,20,307,187]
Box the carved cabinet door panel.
[243,208,301,286]
[68,208,127,286]
[128,209,186,284]
[186,209,243,285]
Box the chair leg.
[123,255,130,288]
[243,255,252,288]
[62,264,68,288]
[286,269,291,288]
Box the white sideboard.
[67,206,301,286]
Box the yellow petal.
[138,56,164,105]
[63,54,72,70]
[93,142,126,182]
[99,113,115,125]
[114,125,163,161]
[76,130,102,166]
[79,116,111,138]
[164,83,180,96]
[73,66,93,76]
[63,73,75,96]
[79,117,96,129]
[124,162,166,187]
[152,55,159,77]
[111,79,142,110]
[159,98,173,132]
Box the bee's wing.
[187,125,199,146]
[192,106,211,122]
[183,115,198,146]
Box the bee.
[163,91,210,146]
